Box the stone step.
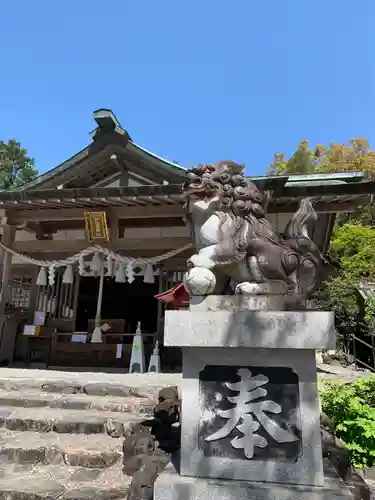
[0,369,181,398]
[0,406,145,436]
[0,377,161,399]
[0,389,155,414]
[0,463,131,499]
[0,429,123,468]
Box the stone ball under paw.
[183,267,216,296]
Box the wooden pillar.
[119,170,129,187]
[0,225,16,362]
[0,225,16,309]
[157,267,165,339]
[109,211,119,243]
[71,268,80,331]
[28,266,38,317]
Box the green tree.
[320,376,375,469]
[0,139,38,189]
[268,138,375,349]
[268,140,315,175]
[268,138,375,226]
[268,138,375,179]
[315,224,375,336]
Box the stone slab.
[190,294,288,311]
[164,310,335,349]
[0,390,155,414]
[0,429,123,467]
[154,459,353,500]
[0,406,143,436]
[180,347,323,486]
[0,463,132,499]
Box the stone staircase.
[0,370,175,499]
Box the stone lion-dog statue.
[182,160,321,299]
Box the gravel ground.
[362,477,375,499]
[317,362,373,385]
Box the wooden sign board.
[33,311,46,326]
[23,325,41,336]
[84,212,109,243]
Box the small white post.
[129,321,146,373]
[148,340,161,373]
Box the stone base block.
[189,292,288,311]
[164,309,335,349]
[181,347,323,486]
[154,459,354,500]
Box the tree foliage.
[317,224,375,334]
[0,139,38,189]
[269,138,375,336]
[268,138,375,179]
[320,376,375,469]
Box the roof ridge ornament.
[93,108,122,130]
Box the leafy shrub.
[320,376,375,469]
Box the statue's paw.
[235,282,259,295]
[187,254,215,270]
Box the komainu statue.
[182,161,322,298]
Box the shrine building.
[0,108,373,371]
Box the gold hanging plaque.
[84,211,109,243]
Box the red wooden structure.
[155,283,189,310]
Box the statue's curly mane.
[184,161,267,219]
[183,161,280,251]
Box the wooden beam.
[20,248,192,261]
[9,198,363,225]
[8,204,184,223]
[268,201,361,214]
[10,237,191,254]
[7,195,362,228]
[16,216,186,232]
[10,259,189,273]
[10,264,36,278]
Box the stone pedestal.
[156,458,353,499]
[154,295,350,499]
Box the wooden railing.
[25,330,158,369]
[350,333,375,372]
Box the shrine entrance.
[75,276,159,336]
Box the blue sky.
[0,1,374,176]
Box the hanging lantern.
[106,256,114,277]
[90,252,102,275]
[48,266,55,286]
[143,264,155,284]
[115,262,126,283]
[36,267,47,286]
[63,264,74,284]
[126,261,135,283]
[78,255,85,276]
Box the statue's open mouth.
[183,182,218,200]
